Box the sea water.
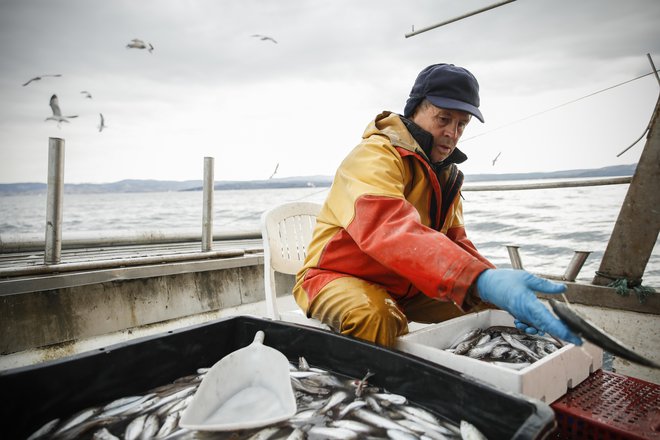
[1,181,658,286]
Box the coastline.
[0,163,637,195]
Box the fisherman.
[293,63,583,348]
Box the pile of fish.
[27,357,488,440]
[445,326,563,370]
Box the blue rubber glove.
[476,269,582,345]
[514,319,544,335]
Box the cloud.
[0,0,658,183]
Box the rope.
[596,271,656,303]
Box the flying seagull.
[45,94,78,127]
[80,90,93,99]
[98,113,106,132]
[22,74,62,87]
[269,163,280,179]
[251,34,277,44]
[492,151,502,166]
[126,38,154,53]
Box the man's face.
[411,104,471,163]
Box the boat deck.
[0,235,264,295]
[0,237,263,271]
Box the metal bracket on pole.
[45,138,65,265]
[506,245,591,282]
[202,157,214,252]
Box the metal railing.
[0,137,633,256]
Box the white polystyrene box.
[396,309,602,403]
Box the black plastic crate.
[0,315,556,439]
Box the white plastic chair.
[260,202,329,329]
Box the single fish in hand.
[550,299,660,369]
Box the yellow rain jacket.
[293,111,494,316]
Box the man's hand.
[476,269,582,345]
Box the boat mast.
[593,55,660,288]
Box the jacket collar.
[399,115,468,168]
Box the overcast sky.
[1,0,658,184]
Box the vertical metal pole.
[506,245,524,270]
[45,137,65,264]
[563,251,591,282]
[202,157,214,252]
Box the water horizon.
[1,182,658,287]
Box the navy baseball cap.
[403,63,484,122]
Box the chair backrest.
[260,201,321,319]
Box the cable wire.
[460,70,660,144]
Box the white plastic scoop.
[179,330,297,431]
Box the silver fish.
[373,392,407,405]
[102,395,145,411]
[155,411,179,438]
[52,407,99,437]
[290,370,323,379]
[396,419,426,434]
[247,426,284,440]
[285,427,305,440]
[452,336,482,356]
[288,408,318,424]
[398,404,439,425]
[55,417,119,440]
[328,419,376,434]
[27,418,59,440]
[397,411,454,438]
[124,414,147,440]
[353,408,415,433]
[466,336,505,359]
[308,426,358,439]
[290,376,330,395]
[167,394,194,415]
[316,390,350,415]
[489,345,512,360]
[140,413,160,439]
[501,332,541,361]
[387,429,420,440]
[301,371,346,389]
[97,394,157,418]
[172,373,202,385]
[365,395,386,414]
[148,386,195,413]
[534,340,556,357]
[550,299,660,368]
[460,420,488,440]
[92,427,120,440]
[449,328,482,349]
[475,333,491,346]
[336,399,368,418]
[298,356,310,371]
[154,399,183,417]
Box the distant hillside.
[0,164,637,195]
[463,163,637,182]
